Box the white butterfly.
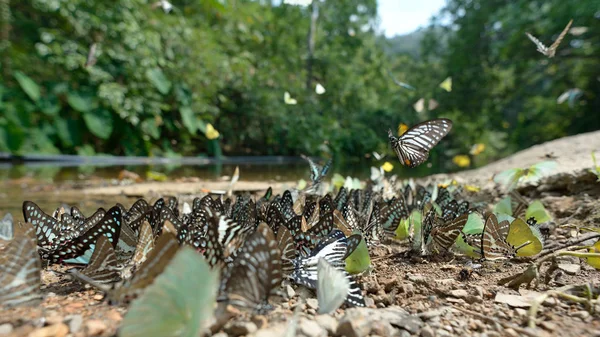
[284,91,297,105]
[413,98,425,113]
[0,213,14,241]
[317,258,349,314]
[315,83,326,95]
[526,19,573,58]
[372,151,385,161]
[182,202,192,215]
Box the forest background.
[1,0,598,174]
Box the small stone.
[365,297,375,308]
[436,279,455,286]
[286,285,296,298]
[307,308,317,315]
[407,274,427,284]
[212,333,228,337]
[93,294,104,300]
[396,316,423,334]
[449,289,469,299]
[503,329,519,337]
[227,321,258,336]
[557,263,580,275]
[298,318,327,337]
[251,315,268,329]
[401,283,415,295]
[436,329,451,337]
[571,310,590,320]
[540,321,557,331]
[315,315,338,334]
[251,323,286,337]
[306,298,319,310]
[106,309,123,321]
[0,324,13,335]
[421,326,435,337]
[296,286,314,299]
[380,277,398,292]
[85,320,107,336]
[66,315,83,333]
[29,323,69,337]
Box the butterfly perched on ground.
[72,236,121,284]
[120,247,219,337]
[421,206,469,254]
[291,230,365,307]
[480,213,520,260]
[218,222,282,313]
[0,222,42,307]
[0,213,14,241]
[317,258,349,314]
[493,161,557,191]
[388,118,453,168]
[526,19,573,58]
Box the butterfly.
[131,221,155,270]
[388,118,453,168]
[284,91,297,105]
[291,230,365,307]
[73,236,121,284]
[301,155,332,193]
[493,161,557,191]
[439,77,452,92]
[0,222,42,307]
[386,69,415,90]
[315,83,326,95]
[481,213,520,260]
[0,213,14,241]
[317,258,349,314]
[120,247,219,337]
[526,19,573,58]
[39,206,122,264]
[422,207,469,254]
[218,222,282,313]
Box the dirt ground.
[1,131,600,337]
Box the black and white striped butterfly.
[218,222,282,313]
[388,118,453,168]
[70,236,121,284]
[291,230,365,308]
[525,19,572,58]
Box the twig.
[538,233,600,258]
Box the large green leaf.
[56,119,82,147]
[120,247,219,337]
[180,106,197,134]
[67,92,95,113]
[13,71,41,102]
[0,121,26,153]
[83,109,113,140]
[146,68,172,94]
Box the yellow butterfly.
[506,217,543,257]
[439,77,452,92]
[205,123,220,140]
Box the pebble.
[449,289,469,299]
[540,321,557,331]
[365,297,375,308]
[315,315,338,334]
[212,333,228,337]
[286,285,296,298]
[397,316,423,334]
[306,298,319,310]
[421,326,434,337]
[106,309,123,321]
[66,314,83,333]
[380,277,398,292]
[227,321,258,336]
[337,307,410,337]
[29,323,69,337]
[298,318,327,337]
[93,294,104,300]
[251,315,268,329]
[407,274,427,284]
[503,328,519,337]
[400,283,415,295]
[557,263,580,275]
[571,310,590,320]
[0,324,13,335]
[436,329,451,337]
[85,319,107,336]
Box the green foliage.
[0,0,598,171]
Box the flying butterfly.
[388,118,453,168]
[0,222,42,307]
[526,19,573,58]
[218,222,282,313]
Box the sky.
[377,0,446,37]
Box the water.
[0,158,435,220]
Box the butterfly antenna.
[514,240,532,253]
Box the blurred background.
[0,0,598,181]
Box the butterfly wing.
[526,32,549,55]
[317,258,349,314]
[548,19,573,56]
